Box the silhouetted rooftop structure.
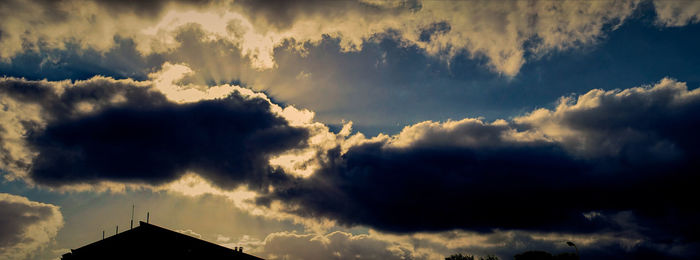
[61,221,263,260]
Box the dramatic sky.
[1,0,700,259]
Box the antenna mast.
[130,204,134,229]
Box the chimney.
[147,212,150,223]
[239,247,243,252]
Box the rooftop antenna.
[130,204,134,230]
[102,230,105,240]
[116,225,118,235]
[146,212,150,223]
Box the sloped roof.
[61,221,263,260]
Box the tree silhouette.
[481,255,500,260]
[446,253,475,260]
[446,253,500,260]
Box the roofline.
[69,221,263,259]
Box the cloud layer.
[3,0,698,76]
[3,68,700,251]
[238,227,692,260]
[0,193,64,260]
[3,71,700,251]
[258,231,417,260]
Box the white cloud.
[0,0,151,60]
[0,0,647,76]
[176,229,202,239]
[216,234,231,243]
[228,226,649,260]
[514,77,700,159]
[148,0,640,76]
[254,231,423,260]
[654,0,700,26]
[0,93,43,181]
[162,174,337,233]
[3,0,699,77]
[149,62,239,103]
[0,193,64,260]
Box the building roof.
[61,221,264,260]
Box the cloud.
[654,0,700,26]
[235,226,692,260]
[514,78,700,163]
[215,0,643,75]
[263,78,700,244]
[0,0,648,76]
[0,70,309,189]
[0,193,64,260]
[176,229,203,239]
[6,0,700,78]
[254,231,422,260]
[216,234,231,243]
[369,227,697,260]
[28,95,307,189]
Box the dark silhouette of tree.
[553,252,578,260]
[446,253,475,260]
[446,253,500,260]
[514,251,554,260]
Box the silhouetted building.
[61,221,263,260]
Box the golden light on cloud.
[162,174,336,233]
[149,62,238,103]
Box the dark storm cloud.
[28,95,308,188]
[263,79,700,242]
[0,77,168,122]
[0,77,308,189]
[270,142,596,232]
[582,242,699,260]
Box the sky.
[1,0,700,259]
